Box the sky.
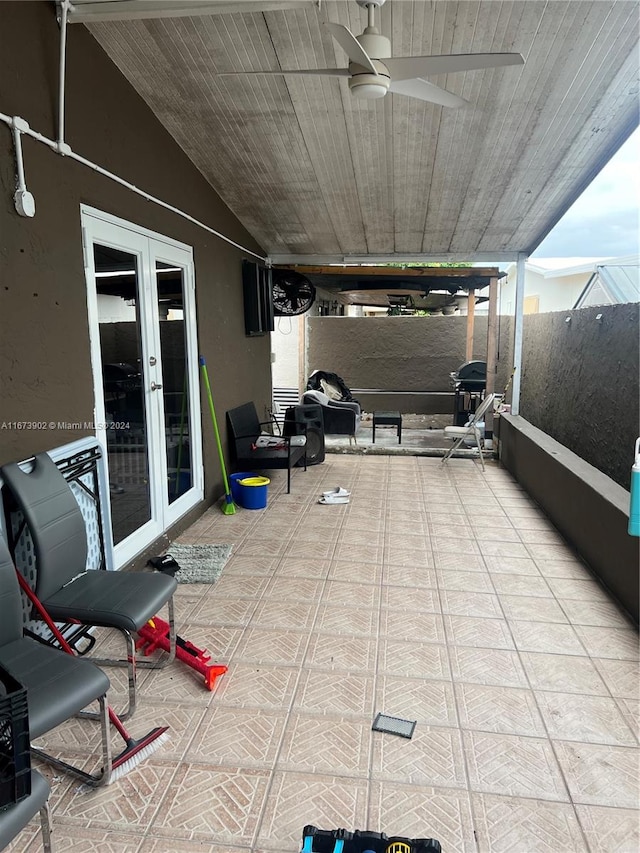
[531,127,640,259]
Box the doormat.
[160,543,233,584]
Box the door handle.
[150,382,163,391]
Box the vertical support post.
[298,314,306,398]
[485,276,499,439]
[511,253,527,416]
[465,288,476,362]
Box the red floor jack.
[136,616,228,691]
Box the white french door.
[82,206,203,568]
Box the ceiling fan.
[221,0,524,107]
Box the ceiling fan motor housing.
[350,29,391,99]
[357,27,391,60]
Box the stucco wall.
[306,315,513,394]
[0,3,269,505]
[520,304,639,489]
[498,415,639,623]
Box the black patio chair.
[227,402,307,493]
[0,535,112,787]
[0,452,178,721]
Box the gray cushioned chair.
[0,535,112,787]
[1,452,178,721]
[0,770,53,852]
[302,389,361,443]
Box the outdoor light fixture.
[349,75,390,99]
[565,316,572,324]
[596,313,603,323]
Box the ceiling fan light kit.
[349,65,390,99]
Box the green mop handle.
[199,356,231,496]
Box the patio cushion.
[42,569,178,632]
[0,637,110,739]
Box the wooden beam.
[278,265,502,281]
[465,290,476,362]
[68,1,311,23]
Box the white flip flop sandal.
[318,495,350,505]
[322,487,351,498]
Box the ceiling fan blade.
[324,22,378,75]
[67,0,313,23]
[385,53,525,82]
[388,78,467,108]
[218,68,350,77]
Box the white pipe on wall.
[10,117,36,217]
[0,111,266,261]
[12,124,27,190]
[57,0,70,146]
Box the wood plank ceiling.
[82,0,639,261]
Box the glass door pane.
[155,261,193,505]
[93,244,152,545]
[83,206,203,568]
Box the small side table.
[372,411,402,444]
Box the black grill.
[450,360,487,425]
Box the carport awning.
[277,264,505,309]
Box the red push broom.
[15,570,169,783]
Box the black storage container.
[0,665,31,809]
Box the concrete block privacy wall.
[306,314,514,402]
[306,304,638,488]
[520,303,639,490]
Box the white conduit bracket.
[0,111,266,260]
[10,117,36,218]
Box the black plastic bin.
[0,665,31,809]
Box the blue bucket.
[230,472,255,504]
[237,476,270,510]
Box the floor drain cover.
[372,713,416,739]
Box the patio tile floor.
[13,453,640,852]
